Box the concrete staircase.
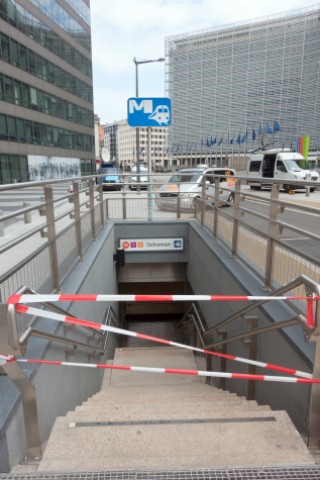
[38,347,314,472]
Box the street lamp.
[133,57,165,177]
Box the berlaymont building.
[0,0,94,184]
[165,5,320,169]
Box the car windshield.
[296,160,314,170]
[284,160,303,172]
[169,172,202,183]
[100,167,117,174]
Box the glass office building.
[0,0,94,184]
[165,5,320,161]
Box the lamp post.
[133,57,165,181]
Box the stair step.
[38,410,313,471]
[38,347,312,472]
[75,394,263,410]
[66,403,271,423]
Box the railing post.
[177,183,181,219]
[72,181,83,261]
[97,178,105,227]
[308,335,320,451]
[212,177,220,237]
[242,316,258,401]
[2,360,42,461]
[200,177,206,224]
[0,210,4,236]
[88,178,96,240]
[122,187,127,220]
[308,290,320,452]
[23,202,31,224]
[217,330,228,390]
[43,186,60,291]
[0,304,41,461]
[231,178,241,256]
[265,183,280,288]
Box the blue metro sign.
[127,97,171,127]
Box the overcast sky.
[90,0,317,124]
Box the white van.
[155,166,236,211]
[246,149,319,192]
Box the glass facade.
[0,0,94,184]
[166,6,320,158]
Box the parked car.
[155,166,236,211]
[129,164,148,190]
[97,164,123,191]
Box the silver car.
[155,167,236,211]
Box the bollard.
[305,173,311,197]
[0,210,4,236]
[23,202,32,224]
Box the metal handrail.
[203,274,319,339]
[180,302,207,347]
[205,315,302,349]
[2,286,121,461]
[7,286,120,355]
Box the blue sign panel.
[127,97,171,127]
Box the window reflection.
[0,112,94,152]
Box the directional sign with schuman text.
[127,97,171,127]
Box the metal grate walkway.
[3,465,320,480]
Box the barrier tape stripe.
[10,357,320,384]
[0,354,15,366]
[7,293,319,304]
[14,304,313,379]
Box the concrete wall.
[0,223,119,472]
[187,221,314,435]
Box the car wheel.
[310,188,315,193]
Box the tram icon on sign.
[148,105,170,125]
[127,97,171,127]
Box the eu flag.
[252,128,256,141]
[274,121,280,132]
[266,123,273,134]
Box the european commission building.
[165,5,320,164]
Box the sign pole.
[147,126,152,221]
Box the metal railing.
[1,173,320,457]
[1,285,120,461]
[181,275,320,449]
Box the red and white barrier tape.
[2,356,319,384]
[8,293,317,328]
[14,304,313,379]
[0,354,15,366]
[7,293,319,304]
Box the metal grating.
[2,465,320,480]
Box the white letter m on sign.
[129,99,153,114]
